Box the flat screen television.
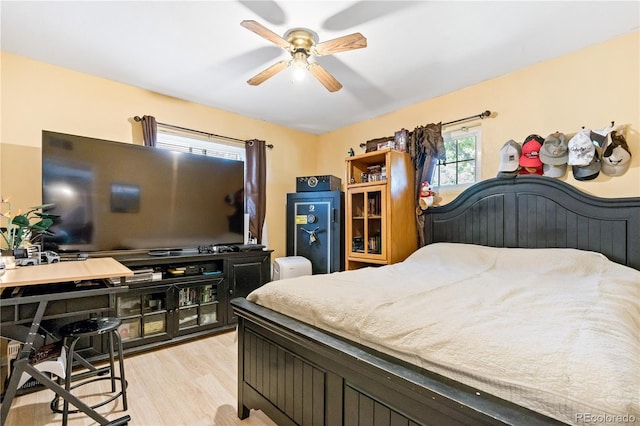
[42,131,245,253]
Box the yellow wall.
[0,52,318,259]
[2,31,639,259]
[318,31,640,203]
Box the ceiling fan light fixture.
[291,50,309,82]
[292,65,307,82]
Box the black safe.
[296,175,341,192]
[286,191,344,274]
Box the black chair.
[50,317,128,425]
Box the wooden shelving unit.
[345,148,417,270]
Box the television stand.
[104,249,271,356]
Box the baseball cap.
[519,135,543,168]
[539,133,568,165]
[497,139,521,178]
[543,163,567,178]
[572,145,602,181]
[567,130,594,166]
[601,130,632,177]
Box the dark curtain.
[409,123,445,247]
[245,139,267,244]
[140,115,157,147]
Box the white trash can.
[272,256,312,280]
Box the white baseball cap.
[497,140,521,178]
[567,130,594,167]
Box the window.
[433,127,481,189]
[156,127,246,162]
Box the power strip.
[4,340,20,386]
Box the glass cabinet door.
[116,294,142,342]
[175,279,222,335]
[142,291,167,337]
[116,287,169,343]
[347,185,386,261]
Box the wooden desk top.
[0,258,133,288]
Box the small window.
[156,128,246,162]
[433,128,481,189]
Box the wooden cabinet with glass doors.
[345,148,417,270]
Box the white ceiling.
[1,1,638,135]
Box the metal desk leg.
[1,299,47,426]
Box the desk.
[0,258,133,426]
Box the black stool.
[51,317,128,425]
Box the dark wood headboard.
[423,176,640,270]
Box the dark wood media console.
[108,249,272,354]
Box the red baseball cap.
[519,137,543,168]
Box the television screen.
[42,131,245,253]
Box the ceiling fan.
[240,20,367,92]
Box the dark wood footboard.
[232,298,563,426]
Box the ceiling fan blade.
[240,20,290,49]
[308,63,342,92]
[247,60,289,86]
[314,32,367,56]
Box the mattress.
[247,243,640,425]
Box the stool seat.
[59,317,121,338]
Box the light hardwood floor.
[4,330,277,426]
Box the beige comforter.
[247,243,640,425]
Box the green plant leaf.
[29,203,56,210]
[31,219,53,230]
[11,215,30,227]
[35,212,60,220]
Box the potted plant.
[1,197,57,256]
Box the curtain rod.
[133,116,274,149]
[358,110,492,149]
[442,110,491,126]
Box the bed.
[231,176,640,426]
